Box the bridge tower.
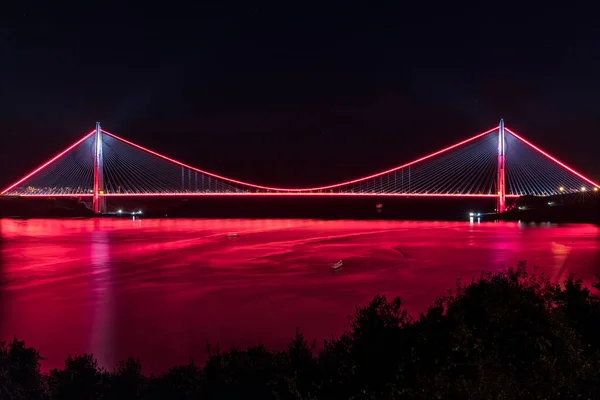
[92,122,106,214]
[497,119,506,213]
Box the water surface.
[1,218,599,372]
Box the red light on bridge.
[505,128,600,191]
[1,130,96,195]
[101,127,499,193]
[4,124,598,200]
[14,192,521,198]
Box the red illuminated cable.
[337,127,499,192]
[9,125,596,197]
[0,126,515,196]
[1,130,96,195]
[101,126,498,192]
[505,127,600,189]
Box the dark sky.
[1,2,599,189]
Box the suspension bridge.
[1,120,598,215]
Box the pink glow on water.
[1,218,599,373]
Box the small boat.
[227,232,238,238]
[331,260,343,271]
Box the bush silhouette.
[0,338,45,399]
[48,354,107,399]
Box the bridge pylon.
[92,122,106,214]
[497,119,506,213]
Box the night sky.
[1,3,599,189]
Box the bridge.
[2,120,598,214]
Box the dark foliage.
[146,362,202,400]
[107,358,146,399]
[48,354,107,400]
[2,262,600,399]
[0,338,45,399]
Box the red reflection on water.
[1,218,599,373]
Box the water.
[1,218,599,373]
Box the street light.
[581,187,586,192]
[558,186,565,205]
[594,187,599,192]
